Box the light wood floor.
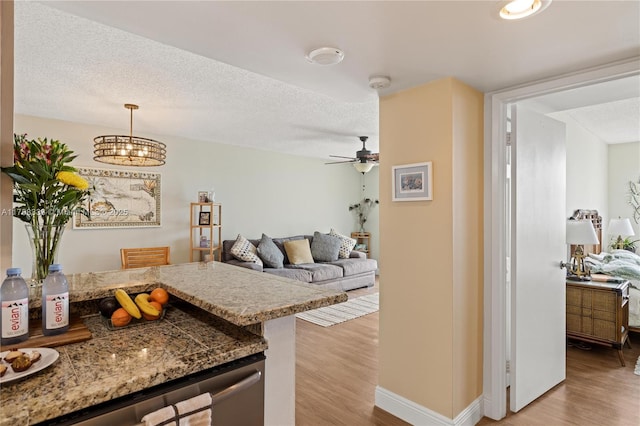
[295,279,640,426]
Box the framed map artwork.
[74,168,161,229]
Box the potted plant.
[622,237,639,252]
[349,198,379,233]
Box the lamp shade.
[566,219,599,245]
[608,218,635,237]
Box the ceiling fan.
[325,136,379,173]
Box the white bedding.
[585,250,640,328]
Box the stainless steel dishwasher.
[39,353,265,426]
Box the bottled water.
[42,264,69,336]
[0,267,29,345]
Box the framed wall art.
[74,167,161,229]
[198,211,211,226]
[392,162,433,201]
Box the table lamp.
[608,217,635,250]
[565,219,599,280]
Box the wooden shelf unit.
[189,202,222,262]
[351,232,371,255]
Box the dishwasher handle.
[134,369,262,425]
[211,369,262,405]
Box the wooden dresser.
[566,278,630,366]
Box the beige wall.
[0,1,14,273]
[608,142,640,239]
[378,77,483,419]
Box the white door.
[510,105,567,412]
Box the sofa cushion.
[257,234,284,268]
[329,258,378,276]
[264,267,313,282]
[225,259,264,272]
[287,263,344,282]
[230,234,263,266]
[283,239,315,265]
[310,231,341,262]
[330,228,357,259]
[273,235,305,264]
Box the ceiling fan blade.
[325,159,357,165]
[329,155,357,160]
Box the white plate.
[0,347,59,384]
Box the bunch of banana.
[114,289,142,319]
[134,293,162,317]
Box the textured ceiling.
[14,1,640,161]
[565,98,640,144]
[526,75,640,144]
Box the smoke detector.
[306,47,345,65]
[369,75,391,90]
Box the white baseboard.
[375,386,483,426]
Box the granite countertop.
[0,302,268,425]
[1,262,348,425]
[28,261,348,326]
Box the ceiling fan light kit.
[326,136,379,174]
[305,47,345,65]
[94,103,166,167]
[368,75,391,90]
[497,0,552,20]
[353,162,375,174]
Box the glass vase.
[25,223,65,287]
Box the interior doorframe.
[482,57,640,421]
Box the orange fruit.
[149,288,169,306]
[111,308,132,327]
[142,301,163,321]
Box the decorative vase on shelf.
[25,224,65,287]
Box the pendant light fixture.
[93,104,166,166]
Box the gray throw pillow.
[310,231,341,262]
[257,233,285,268]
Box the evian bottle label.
[45,292,69,329]
[1,297,28,338]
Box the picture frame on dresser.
[392,162,433,201]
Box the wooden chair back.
[121,246,170,269]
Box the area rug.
[635,356,640,376]
[296,293,379,327]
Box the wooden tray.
[0,315,92,352]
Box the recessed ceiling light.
[498,0,552,20]
[368,76,391,90]
[306,47,344,65]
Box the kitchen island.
[0,262,347,425]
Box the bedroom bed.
[584,250,640,332]
[570,209,640,333]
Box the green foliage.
[2,134,88,224]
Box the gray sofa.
[221,234,377,291]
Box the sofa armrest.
[225,259,264,272]
[349,250,367,259]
